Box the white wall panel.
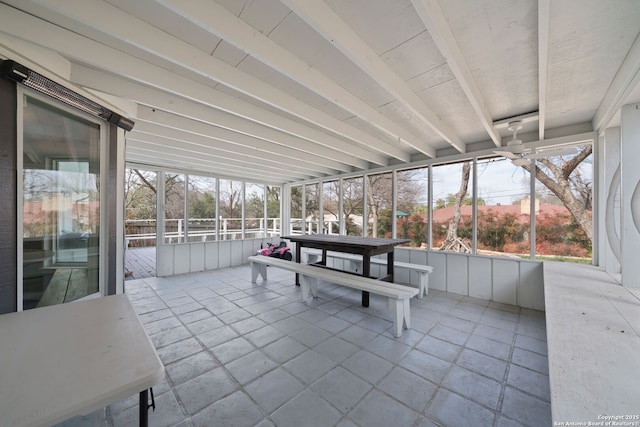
[174,245,191,275]
[492,259,518,305]
[426,252,447,291]
[518,262,544,310]
[218,241,231,268]
[205,243,219,270]
[190,243,205,272]
[230,241,244,266]
[468,256,492,300]
[446,254,468,295]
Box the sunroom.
[0,1,639,426]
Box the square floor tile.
[270,390,342,427]
[165,351,218,386]
[511,347,549,374]
[174,367,237,415]
[283,349,337,384]
[337,324,380,347]
[225,350,278,385]
[310,366,372,413]
[289,325,332,347]
[244,367,305,414]
[243,325,286,348]
[399,348,451,384]
[415,335,462,362]
[262,336,307,364]
[442,365,502,409]
[341,350,394,384]
[507,365,551,401]
[191,391,263,427]
[377,367,437,413]
[313,336,360,363]
[500,386,551,426]
[156,338,203,365]
[150,325,192,349]
[456,348,507,382]
[198,325,238,348]
[348,390,422,427]
[365,335,412,364]
[427,389,495,427]
[210,337,255,364]
[514,334,548,355]
[429,324,470,346]
[466,334,512,361]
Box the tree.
[189,192,216,219]
[439,161,472,252]
[519,146,593,241]
[367,170,427,237]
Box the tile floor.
[59,264,551,427]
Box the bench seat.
[248,255,418,337]
[302,249,433,298]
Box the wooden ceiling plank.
[131,115,342,176]
[154,0,422,158]
[281,0,451,154]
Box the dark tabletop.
[283,234,410,250]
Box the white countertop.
[544,262,640,423]
[0,294,164,427]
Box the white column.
[621,103,640,287]
[601,127,621,276]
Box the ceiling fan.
[493,120,577,166]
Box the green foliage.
[189,192,216,219]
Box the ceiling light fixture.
[0,59,134,131]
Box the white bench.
[302,249,433,298]
[248,255,418,337]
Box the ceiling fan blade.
[526,147,578,159]
[493,150,518,159]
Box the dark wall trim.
[0,77,17,313]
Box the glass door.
[20,92,103,310]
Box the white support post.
[621,103,640,287]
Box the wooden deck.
[125,246,156,280]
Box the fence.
[125,218,281,247]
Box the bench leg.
[300,275,318,302]
[417,272,429,298]
[388,298,412,338]
[251,262,267,283]
[402,298,411,330]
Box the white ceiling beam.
[125,147,297,184]
[411,0,501,148]
[125,137,312,182]
[280,0,463,154]
[128,126,328,179]
[71,64,376,170]
[26,0,407,164]
[537,0,550,140]
[70,64,357,172]
[592,28,640,132]
[148,0,428,158]
[132,109,342,176]
[0,2,397,166]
